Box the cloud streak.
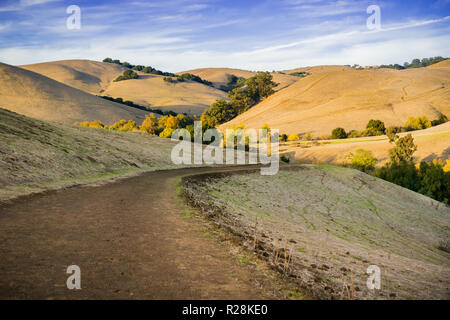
[0,0,449,70]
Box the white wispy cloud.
[20,0,60,6]
[240,15,450,55]
[0,0,449,71]
[0,0,60,12]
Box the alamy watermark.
[66,5,81,30]
[66,265,81,290]
[170,121,280,175]
[367,5,381,31]
[366,265,381,290]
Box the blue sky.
[0,0,449,71]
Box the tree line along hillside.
[379,56,448,70]
[75,72,280,143]
[103,58,212,86]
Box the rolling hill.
[0,62,147,125]
[0,107,181,201]
[102,73,227,115]
[221,64,450,136]
[179,67,300,91]
[21,59,126,95]
[20,60,229,116]
[280,121,450,166]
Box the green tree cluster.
[103,58,177,77]
[331,127,347,139]
[373,134,450,204]
[220,74,247,92]
[380,57,448,70]
[99,96,177,116]
[201,72,278,127]
[114,70,139,82]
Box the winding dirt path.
[0,166,280,299]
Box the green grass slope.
[0,108,180,201]
[184,165,450,299]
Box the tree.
[158,115,180,130]
[142,66,155,73]
[223,74,246,92]
[347,130,362,138]
[229,88,254,114]
[279,134,288,142]
[108,120,138,131]
[287,134,300,141]
[245,72,278,102]
[405,116,431,131]
[386,126,402,143]
[432,113,448,126]
[346,149,377,173]
[366,119,386,135]
[389,134,417,163]
[103,58,113,63]
[201,99,237,128]
[79,120,104,128]
[331,127,347,139]
[159,127,175,138]
[114,70,139,82]
[175,114,189,127]
[121,61,132,68]
[418,161,450,203]
[140,114,158,135]
[374,161,421,192]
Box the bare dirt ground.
[0,166,294,300]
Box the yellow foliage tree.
[108,120,138,131]
[140,114,158,135]
[158,115,180,130]
[405,116,432,130]
[444,160,450,172]
[79,120,104,129]
[159,127,175,138]
[287,133,300,141]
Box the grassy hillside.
[21,59,126,95]
[103,73,227,115]
[0,62,148,125]
[221,65,450,136]
[281,121,450,166]
[19,60,228,116]
[179,67,300,91]
[283,65,353,75]
[183,165,450,299]
[0,108,181,201]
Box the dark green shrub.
[418,161,450,204]
[374,161,421,192]
[389,134,417,163]
[114,70,139,82]
[331,127,347,139]
[366,119,386,135]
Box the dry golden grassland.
[222,63,450,136]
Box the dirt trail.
[0,165,280,300]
